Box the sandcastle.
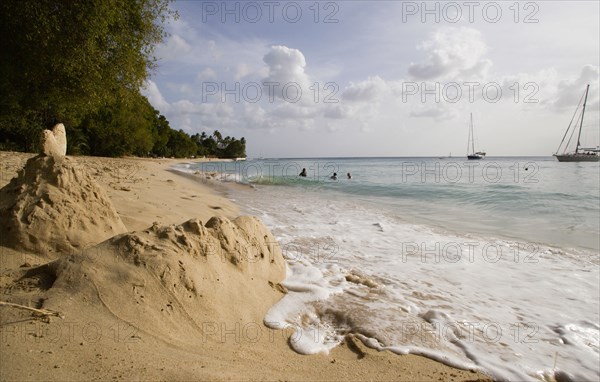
[0,123,287,348]
[41,123,67,158]
[0,124,128,256]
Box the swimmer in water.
[330,172,338,180]
[299,168,307,177]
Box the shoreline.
[0,151,492,381]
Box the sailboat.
[467,113,486,160]
[554,84,600,162]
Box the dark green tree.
[222,139,246,159]
[152,114,172,157]
[203,136,218,157]
[167,129,197,158]
[0,0,175,151]
[78,90,156,157]
[213,130,223,143]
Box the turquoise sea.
[178,157,600,381]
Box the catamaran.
[554,84,600,162]
[467,113,486,160]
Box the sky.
[142,0,600,158]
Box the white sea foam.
[233,183,599,381]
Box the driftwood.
[0,301,63,319]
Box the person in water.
[330,172,338,180]
[299,168,307,177]
[347,172,352,179]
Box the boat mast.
[467,113,475,155]
[575,84,590,154]
[470,113,475,154]
[466,116,470,155]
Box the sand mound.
[0,155,127,256]
[35,216,285,345]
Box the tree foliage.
[79,90,157,157]
[0,1,247,159]
[191,132,246,159]
[1,0,172,138]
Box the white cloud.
[262,46,312,101]
[142,80,171,113]
[234,63,252,80]
[553,65,600,110]
[196,68,217,82]
[206,40,222,61]
[156,34,192,58]
[171,99,233,118]
[165,82,193,96]
[323,104,351,119]
[493,65,599,113]
[243,104,271,130]
[142,79,239,133]
[408,27,491,80]
[342,76,389,102]
[155,18,269,74]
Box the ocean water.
[177,157,599,382]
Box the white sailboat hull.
[554,153,600,162]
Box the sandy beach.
[0,151,492,381]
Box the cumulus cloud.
[156,34,192,58]
[142,80,171,112]
[408,27,492,80]
[196,68,217,82]
[262,46,312,101]
[141,80,238,132]
[242,103,305,131]
[237,45,335,130]
[494,65,599,113]
[342,76,389,102]
[323,104,351,119]
[170,100,233,123]
[243,104,271,129]
[166,82,193,95]
[233,63,252,80]
[553,65,600,110]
